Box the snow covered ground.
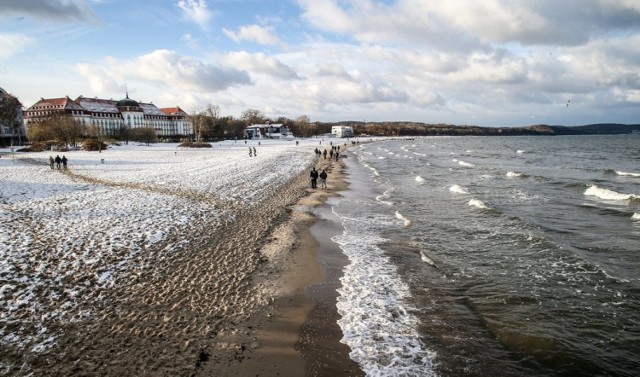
[0,139,324,356]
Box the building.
[0,87,25,146]
[331,125,354,138]
[243,123,290,139]
[23,94,193,140]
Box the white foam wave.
[616,171,640,177]
[333,227,437,375]
[449,184,469,194]
[395,211,412,227]
[468,199,490,209]
[516,149,525,154]
[415,176,424,183]
[506,171,523,178]
[584,185,638,201]
[632,213,640,221]
[420,252,437,267]
[458,160,475,167]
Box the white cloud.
[222,24,285,47]
[224,51,299,80]
[76,50,251,94]
[0,0,98,23]
[0,33,34,59]
[176,0,214,30]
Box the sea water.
[331,135,640,376]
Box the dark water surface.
[331,135,640,376]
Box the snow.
[0,139,324,353]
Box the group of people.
[309,167,328,189]
[248,147,257,157]
[49,155,68,170]
[315,146,341,161]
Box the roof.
[116,93,141,108]
[160,107,187,116]
[26,96,85,111]
[75,96,120,113]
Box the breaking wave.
[449,185,469,194]
[584,185,639,201]
[468,199,491,209]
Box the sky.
[1,0,639,126]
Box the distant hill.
[547,123,640,135]
[321,121,640,137]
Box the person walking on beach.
[61,155,68,170]
[54,155,62,170]
[48,156,54,169]
[310,167,319,189]
[323,149,327,159]
[319,169,328,189]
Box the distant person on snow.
[49,156,54,169]
[54,155,62,170]
[61,155,68,170]
[249,147,253,157]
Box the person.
[319,169,328,189]
[249,147,253,157]
[48,156,54,169]
[253,147,257,156]
[310,167,318,189]
[323,149,327,159]
[54,155,62,170]
[61,155,68,170]
[335,151,340,161]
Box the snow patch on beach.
[0,140,316,354]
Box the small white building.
[331,125,354,138]
[244,123,290,139]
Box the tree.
[0,93,22,145]
[26,113,85,146]
[241,108,266,125]
[189,108,207,142]
[129,127,158,145]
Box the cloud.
[176,0,214,30]
[0,0,98,23]
[0,33,34,59]
[222,24,285,47]
[76,50,251,94]
[224,51,299,80]
[296,0,640,48]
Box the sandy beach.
[0,140,361,376]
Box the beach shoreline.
[196,152,361,376]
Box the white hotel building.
[24,94,193,139]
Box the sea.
[328,135,640,376]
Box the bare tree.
[241,108,266,125]
[26,113,85,146]
[129,127,158,145]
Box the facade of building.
[243,123,290,139]
[331,125,354,138]
[23,94,193,140]
[0,87,25,146]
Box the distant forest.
[319,122,640,137]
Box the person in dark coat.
[319,169,328,189]
[310,167,319,189]
[61,155,68,170]
[54,155,62,170]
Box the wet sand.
[197,155,363,376]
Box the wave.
[420,252,437,267]
[458,160,475,167]
[415,176,424,183]
[449,184,469,194]
[584,185,639,201]
[632,213,640,221]
[506,171,523,178]
[516,150,525,154]
[616,170,640,177]
[395,211,412,227]
[468,199,491,209]
[376,189,394,206]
